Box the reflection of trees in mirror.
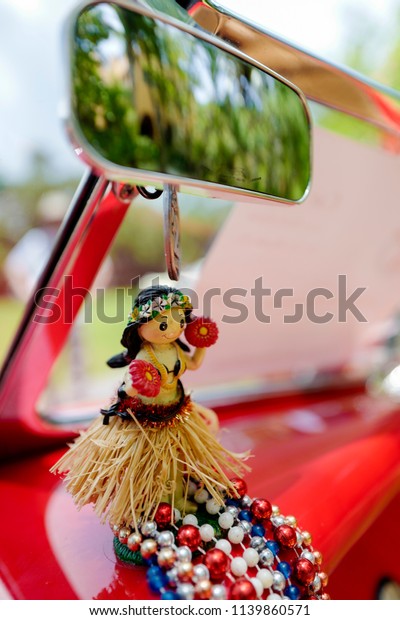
[72,5,310,200]
[73,7,157,167]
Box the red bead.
[229,478,247,498]
[294,558,316,585]
[176,525,201,552]
[204,548,230,581]
[252,498,272,520]
[154,503,173,528]
[275,525,297,548]
[230,578,257,600]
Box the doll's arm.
[184,347,206,370]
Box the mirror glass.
[70,2,311,202]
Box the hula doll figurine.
[52,285,249,531]
[52,286,331,601]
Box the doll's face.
[138,308,186,344]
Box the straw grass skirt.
[51,395,249,528]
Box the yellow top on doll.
[51,285,249,526]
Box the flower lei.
[128,292,192,324]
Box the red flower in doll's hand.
[128,360,161,397]
[185,316,219,348]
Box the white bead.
[215,539,232,555]
[206,499,221,515]
[227,526,244,544]
[193,564,209,582]
[271,515,285,527]
[230,557,247,576]
[176,546,192,562]
[243,548,259,567]
[251,577,264,598]
[141,521,157,536]
[194,488,209,504]
[267,594,282,600]
[182,514,198,526]
[187,480,197,497]
[257,569,274,589]
[301,550,315,563]
[157,530,174,547]
[199,524,214,542]
[177,583,194,600]
[218,512,234,530]
[211,584,227,600]
[173,508,181,522]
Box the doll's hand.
[128,360,161,397]
[185,316,219,348]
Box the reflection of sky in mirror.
[95,4,125,62]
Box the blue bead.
[145,555,158,566]
[284,585,300,600]
[147,566,163,578]
[238,510,252,521]
[266,540,280,556]
[226,498,240,507]
[251,524,265,537]
[161,591,178,600]
[148,579,164,593]
[148,572,168,593]
[277,561,292,578]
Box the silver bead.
[239,520,252,535]
[176,545,192,562]
[272,505,280,516]
[174,508,182,522]
[250,536,265,552]
[296,532,304,546]
[141,521,157,537]
[157,530,175,547]
[226,505,239,518]
[312,575,322,592]
[211,584,227,600]
[259,548,274,567]
[271,516,285,527]
[166,567,178,585]
[301,550,315,563]
[187,480,197,497]
[176,583,195,600]
[192,564,210,582]
[241,495,253,508]
[118,526,131,544]
[272,570,286,591]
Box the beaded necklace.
[143,342,185,390]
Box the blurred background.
[1,0,400,410]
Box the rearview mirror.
[67,1,311,203]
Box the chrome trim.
[63,0,312,205]
[192,1,400,137]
